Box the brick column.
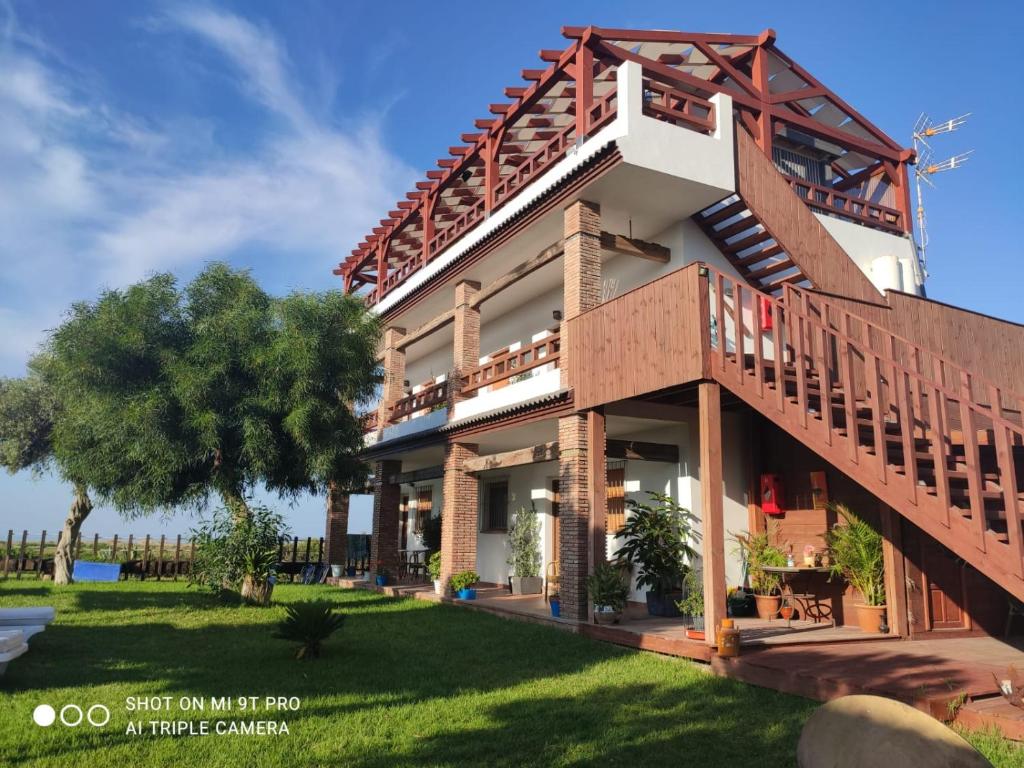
[450,280,480,407]
[371,459,402,579]
[324,481,350,567]
[440,441,479,592]
[377,327,406,428]
[558,414,591,621]
[561,199,602,389]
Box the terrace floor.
[336,577,1024,740]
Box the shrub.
[506,505,541,578]
[825,503,885,606]
[587,562,629,611]
[272,601,344,659]
[676,568,704,617]
[613,492,698,597]
[732,521,787,596]
[190,505,286,606]
[427,551,442,581]
[450,570,479,593]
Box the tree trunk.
[222,490,251,522]
[241,574,272,606]
[53,484,92,585]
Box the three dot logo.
[33,703,110,728]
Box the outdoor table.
[761,566,833,627]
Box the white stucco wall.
[816,214,923,295]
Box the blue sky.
[0,0,1020,540]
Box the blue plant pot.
[375,575,387,587]
[346,566,357,577]
[550,600,561,618]
[456,588,477,600]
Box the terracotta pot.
[754,594,781,620]
[685,629,705,641]
[856,604,887,633]
[780,605,795,621]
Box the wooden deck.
[335,579,1024,739]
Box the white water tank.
[871,254,903,293]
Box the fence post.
[142,535,151,580]
[189,539,196,577]
[16,530,28,579]
[37,530,46,578]
[318,537,324,564]
[291,536,299,582]
[157,535,166,580]
[92,533,99,559]
[111,534,119,563]
[3,530,11,578]
[173,535,182,580]
[126,535,134,581]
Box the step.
[701,200,747,226]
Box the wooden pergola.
[336,26,913,308]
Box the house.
[328,26,1024,644]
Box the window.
[606,468,625,533]
[482,480,509,532]
[415,487,433,533]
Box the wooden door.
[921,537,967,630]
[606,467,625,535]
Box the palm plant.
[273,601,345,659]
[732,520,787,596]
[825,503,885,606]
[587,562,630,612]
[613,492,698,597]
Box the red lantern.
[760,473,785,515]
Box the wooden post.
[173,535,182,580]
[157,535,166,580]
[126,535,134,581]
[3,529,12,577]
[587,408,608,570]
[699,381,727,646]
[879,504,910,637]
[17,530,28,579]
[92,533,99,559]
[37,530,46,578]
[142,535,151,580]
[111,534,119,562]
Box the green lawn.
[0,581,1017,767]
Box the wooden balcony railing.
[461,332,561,395]
[641,81,715,134]
[782,175,904,234]
[362,411,379,433]
[389,381,447,424]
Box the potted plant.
[330,564,344,579]
[549,591,561,618]
[346,564,357,577]
[727,586,754,617]
[507,505,543,595]
[826,503,886,632]
[450,570,479,600]
[587,562,630,624]
[190,505,284,606]
[613,492,698,617]
[733,523,788,619]
[677,568,705,640]
[427,551,443,595]
[375,567,389,587]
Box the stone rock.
[797,694,993,768]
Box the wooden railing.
[641,80,715,134]
[704,265,1024,596]
[782,175,903,234]
[461,332,561,395]
[362,411,379,433]
[389,380,447,424]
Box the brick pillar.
[371,459,402,579]
[450,280,480,407]
[561,200,602,389]
[324,481,350,567]
[558,414,591,621]
[377,327,406,427]
[440,441,479,592]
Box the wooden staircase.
[704,266,1024,601]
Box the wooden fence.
[1,530,373,581]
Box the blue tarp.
[72,560,122,582]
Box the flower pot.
[855,604,887,633]
[645,591,683,618]
[803,556,816,568]
[685,629,705,641]
[549,599,561,618]
[754,594,781,620]
[510,576,543,596]
[780,604,795,621]
[330,565,343,578]
[375,575,388,587]
[346,566,357,577]
[593,605,622,625]
[456,587,477,600]
[433,579,444,596]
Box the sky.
[0,0,1020,540]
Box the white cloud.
[0,4,413,375]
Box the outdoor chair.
[545,560,559,603]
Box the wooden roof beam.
[600,231,670,263]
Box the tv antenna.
[912,113,973,276]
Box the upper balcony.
[335,26,914,312]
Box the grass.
[0,581,1019,767]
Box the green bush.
[732,521,787,596]
[506,505,541,578]
[825,503,885,606]
[587,562,629,611]
[272,601,345,659]
[449,570,479,593]
[427,551,442,581]
[190,505,286,605]
[613,492,698,597]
